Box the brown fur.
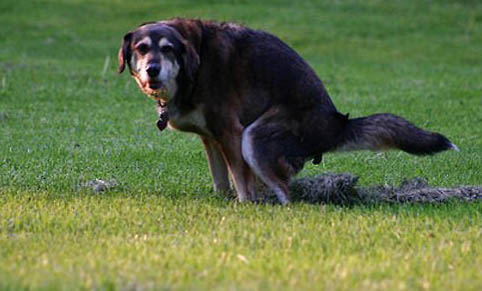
[118,18,457,204]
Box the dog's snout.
[146,64,161,77]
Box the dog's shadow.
[253,173,481,205]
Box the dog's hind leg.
[242,111,305,204]
[201,137,230,193]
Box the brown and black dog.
[118,18,457,204]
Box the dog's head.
[118,22,200,102]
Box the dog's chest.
[167,105,209,135]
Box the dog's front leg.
[219,133,255,202]
[201,137,231,193]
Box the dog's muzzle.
[146,63,163,89]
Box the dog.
[118,18,458,204]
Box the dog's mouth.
[142,81,168,101]
[148,81,163,90]
[133,75,169,101]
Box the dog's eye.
[136,43,150,54]
[160,45,173,54]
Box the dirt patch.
[258,173,482,204]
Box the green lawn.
[1,0,481,290]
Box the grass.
[0,0,481,290]
[1,193,480,290]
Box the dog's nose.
[146,64,161,77]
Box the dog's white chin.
[136,78,169,102]
[134,74,177,103]
[145,86,169,102]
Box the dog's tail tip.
[449,142,460,152]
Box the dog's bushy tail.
[336,113,458,155]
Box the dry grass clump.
[258,173,482,205]
[83,179,118,193]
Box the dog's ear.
[182,41,200,83]
[118,32,133,74]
